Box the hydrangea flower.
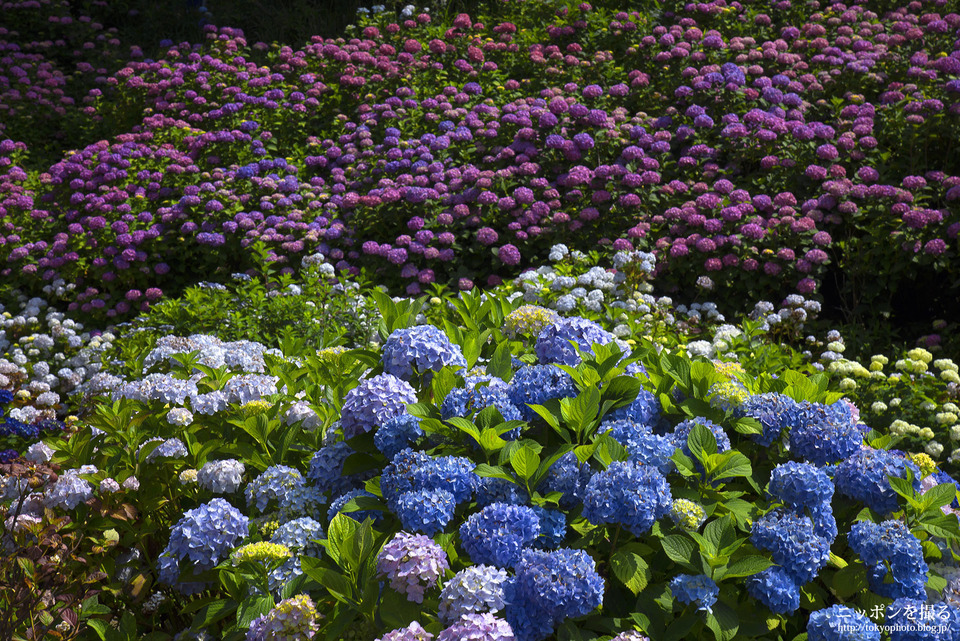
[460,503,541,568]
[197,459,245,494]
[808,605,879,641]
[231,542,292,566]
[530,506,566,549]
[158,498,249,586]
[848,520,927,600]
[504,306,560,339]
[509,365,577,421]
[394,489,457,536]
[381,449,477,508]
[437,613,515,641]
[341,374,417,439]
[327,489,382,523]
[582,461,672,536]
[535,317,627,366]
[44,468,94,509]
[787,402,863,465]
[278,485,328,522]
[604,419,675,473]
[540,452,592,509]
[439,565,514,625]
[376,621,434,641]
[670,499,707,531]
[248,595,320,640]
[245,465,303,513]
[308,441,362,495]
[441,386,524,432]
[746,567,800,614]
[144,437,189,462]
[382,325,466,381]
[834,449,920,515]
[377,531,450,603]
[375,414,424,460]
[736,393,800,447]
[271,517,324,555]
[602,389,661,427]
[750,510,830,584]
[670,574,719,614]
[507,548,603,641]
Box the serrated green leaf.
[721,555,773,579]
[610,546,651,595]
[510,445,540,481]
[661,535,699,569]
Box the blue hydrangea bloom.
[736,393,800,447]
[382,325,467,381]
[508,548,604,641]
[750,510,830,584]
[808,604,880,641]
[475,476,529,507]
[746,567,800,614]
[604,419,676,474]
[394,489,456,536]
[834,449,920,515]
[307,441,360,496]
[441,386,523,436]
[278,484,328,522]
[530,506,566,549]
[535,317,627,366]
[885,598,942,641]
[245,465,304,513]
[672,417,731,458]
[787,402,863,465]
[509,365,578,421]
[381,448,433,504]
[582,461,672,536]
[159,498,249,585]
[271,517,324,555]
[375,414,424,460]
[848,520,928,601]
[327,489,381,523]
[670,574,719,614]
[602,388,660,427]
[460,503,541,568]
[411,455,478,504]
[768,461,835,511]
[340,374,417,439]
[541,452,592,510]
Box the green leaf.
[703,516,734,553]
[510,445,541,481]
[600,376,643,412]
[921,483,958,511]
[473,463,517,484]
[662,354,692,390]
[488,341,514,382]
[919,514,960,541]
[661,535,699,569]
[446,417,481,444]
[687,422,718,463]
[732,417,763,436]
[705,601,739,641]
[721,555,774,579]
[479,428,508,452]
[610,545,652,595]
[831,562,868,599]
[710,452,753,481]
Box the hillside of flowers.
[2,0,960,639]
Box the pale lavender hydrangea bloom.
[377,621,434,641]
[44,468,94,509]
[197,459,245,493]
[437,613,515,640]
[439,564,513,624]
[377,531,450,603]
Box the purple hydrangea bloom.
[159,498,249,585]
[382,325,467,381]
[341,374,417,439]
[438,613,515,641]
[375,414,424,460]
[535,317,627,366]
[377,531,450,603]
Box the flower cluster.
[377,531,450,603]
[382,325,466,381]
[848,520,928,601]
